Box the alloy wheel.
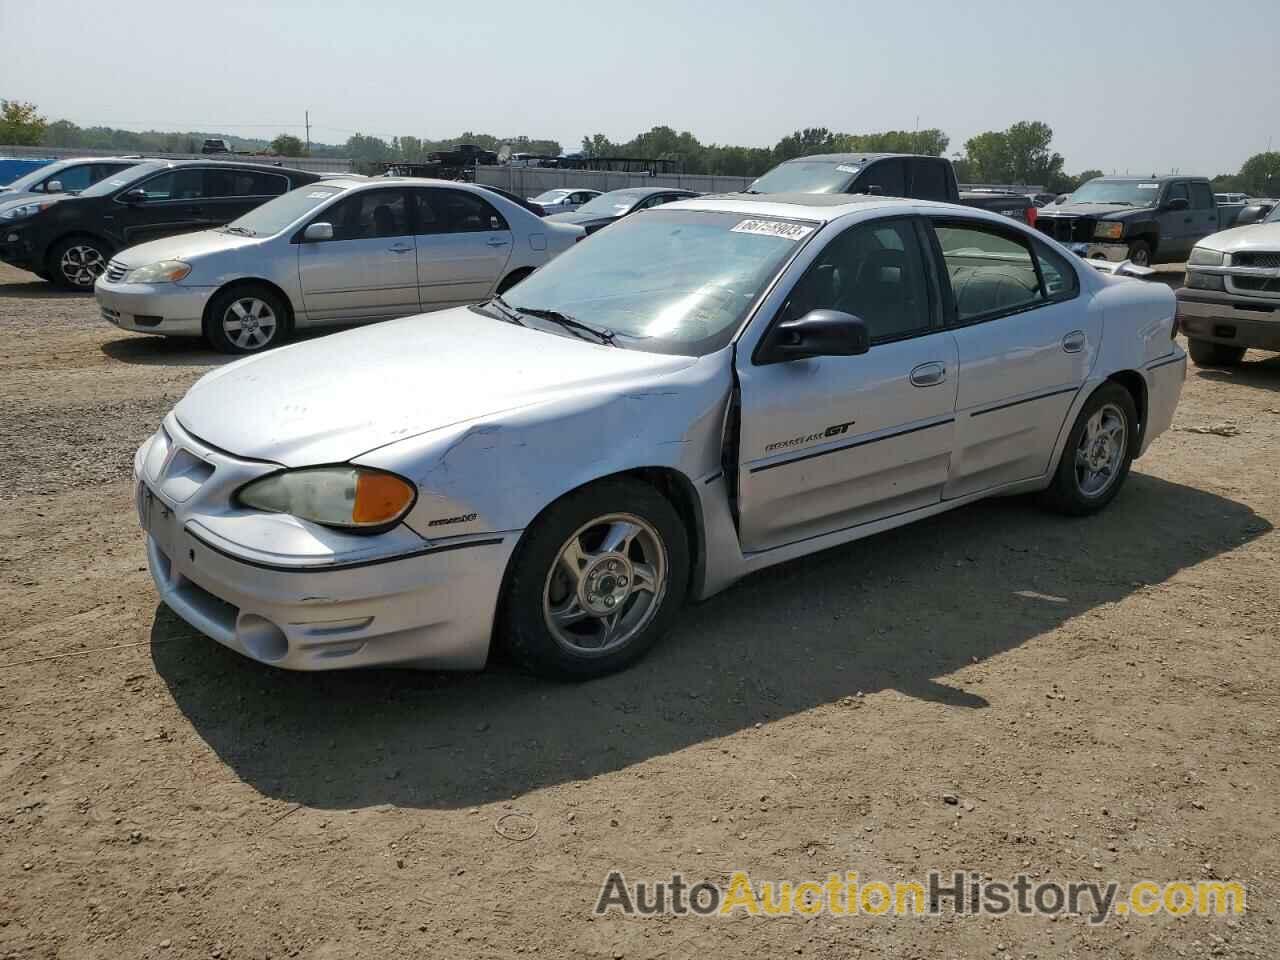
[1074,402,1127,498]
[60,245,106,287]
[222,297,278,351]
[542,513,668,655]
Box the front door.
[1156,180,1195,263]
[411,188,513,311]
[735,216,958,553]
[297,187,419,322]
[112,167,210,245]
[925,216,1098,499]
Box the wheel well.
[1106,370,1148,450]
[44,232,114,272]
[1132,232,1158,255]
[203,278,295,332]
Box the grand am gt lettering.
[134,193,1184,679]
[764,421,856,454]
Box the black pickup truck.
[746,153,1037,223]
[1034,175,1238,266]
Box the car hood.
[1040,203,1147,218]
[1197,221,1280,253]
[175,307,697,466]
[0,192,67,215]
[111,229,262,268]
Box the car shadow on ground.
[0,279,87,300]
[1193,354,1280,393]
[151,473,1269,811]
[100,324,365,367]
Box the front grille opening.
[134,315,163,327]
[174,575,239,634]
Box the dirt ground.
[1,261,1277,959]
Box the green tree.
[270,133,305,157]
[963,121,1065,187]
[1237,152,1280,196]
[41,119,82,147]
[0,99,47,145]
[773,127,837,162]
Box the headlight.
[124,260,191,283]
[236,467,416,531]
[1187,247,1225,267]
[1093,222,1124,240]
[0,200,56,221]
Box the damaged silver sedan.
[135,193,1185,678]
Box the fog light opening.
[237,614,289,662]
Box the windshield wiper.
[222,225,256,236]
[485,294,526,326]
[513,306,619,347]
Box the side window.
[439,190,507,232]
[853,159,906,198]
[134,169,205,201]
[1166,182,1190,205]
[46,165,93,192]
[320,189,410,241]
[934,222,1045,322]
[90,164,130,187]
[909,159,951,202]
[1190,182,1214,209]
[784,218,933,343]
[1032,240,1079,300]
[205,169,289,198]
[638,193,670,210]
[412,189,447,235]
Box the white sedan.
[529,188,601,214]
[134,194,1184,677]
[95,178,584,353]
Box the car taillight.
[1025,205,1038,227]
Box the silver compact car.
[135,194,1185,678]
[96,178,584,353]
[529,188,601,214]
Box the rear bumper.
[1175,290,1280,351]
[96,277,213,337]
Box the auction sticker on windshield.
[731,219,815,241]
[836,164,861,174]
[1138,184,1159,190]
[306,190,340,199]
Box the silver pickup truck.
[1177,207,1280,365]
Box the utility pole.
[305,111,311,156]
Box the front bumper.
[135,417,518,671]
[1175,290,1280,351]
[1066,241,1129,262]
[0,227,37,272]
[96,277,214,337]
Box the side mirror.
[45,180,63,194]
[764,309,870,362]
[122,188,147,205]
[1164,197,1190,212]
[1054,194,1068,204]
[1234,205,1266,226]
[303,222,334,242]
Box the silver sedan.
[135,194,1185,678]
[96,178,584,353]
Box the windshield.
[1266,204,1280,224]
[532,189,572,202]
[222,184,348,236]
[576,191,646,216]
[1067,180,1160,207]
[749,161,857,195]
[78,162,166,198]
[498,209,812,356]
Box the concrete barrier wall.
[476,165,754,196]
[0,144,354,174]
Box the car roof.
[779,153,909,165]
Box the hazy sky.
[3,0,1277,174]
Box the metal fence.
[0,143,355,174]
[476,165,754,196]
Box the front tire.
[49,236,112,291]
[204,285,288,354]
[1126,239,1152,267]
[500,478,689,679]
[1188,338,1245,367]
[1041,383,1137,516]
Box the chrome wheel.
[1128,246,1150,267]
[542,513,667,655]
[59,244,106,287]
[222,297,278,351]
[1074,402,1127,498]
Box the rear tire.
[1126,239,1152,266]
[203,285,289,354]
[1188,338,1245,367]
[499,478,689,679]
[1041,383,1137,516]
[48,236,112,291]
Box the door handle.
[1062,330,1086,353]
[909,361,946,387]
[388,243,413,254]
[486,238,510,247]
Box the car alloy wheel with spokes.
[51,239,110,290]
[1074,402,1127,498]
[222,297,279,351]
[542,513,667,655]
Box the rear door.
[200,167,290,227]
[111,167,210,244]
[297,187,419,321]
[735,216,959,553]
[412,188,513,310]
[925,215,1095,498]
